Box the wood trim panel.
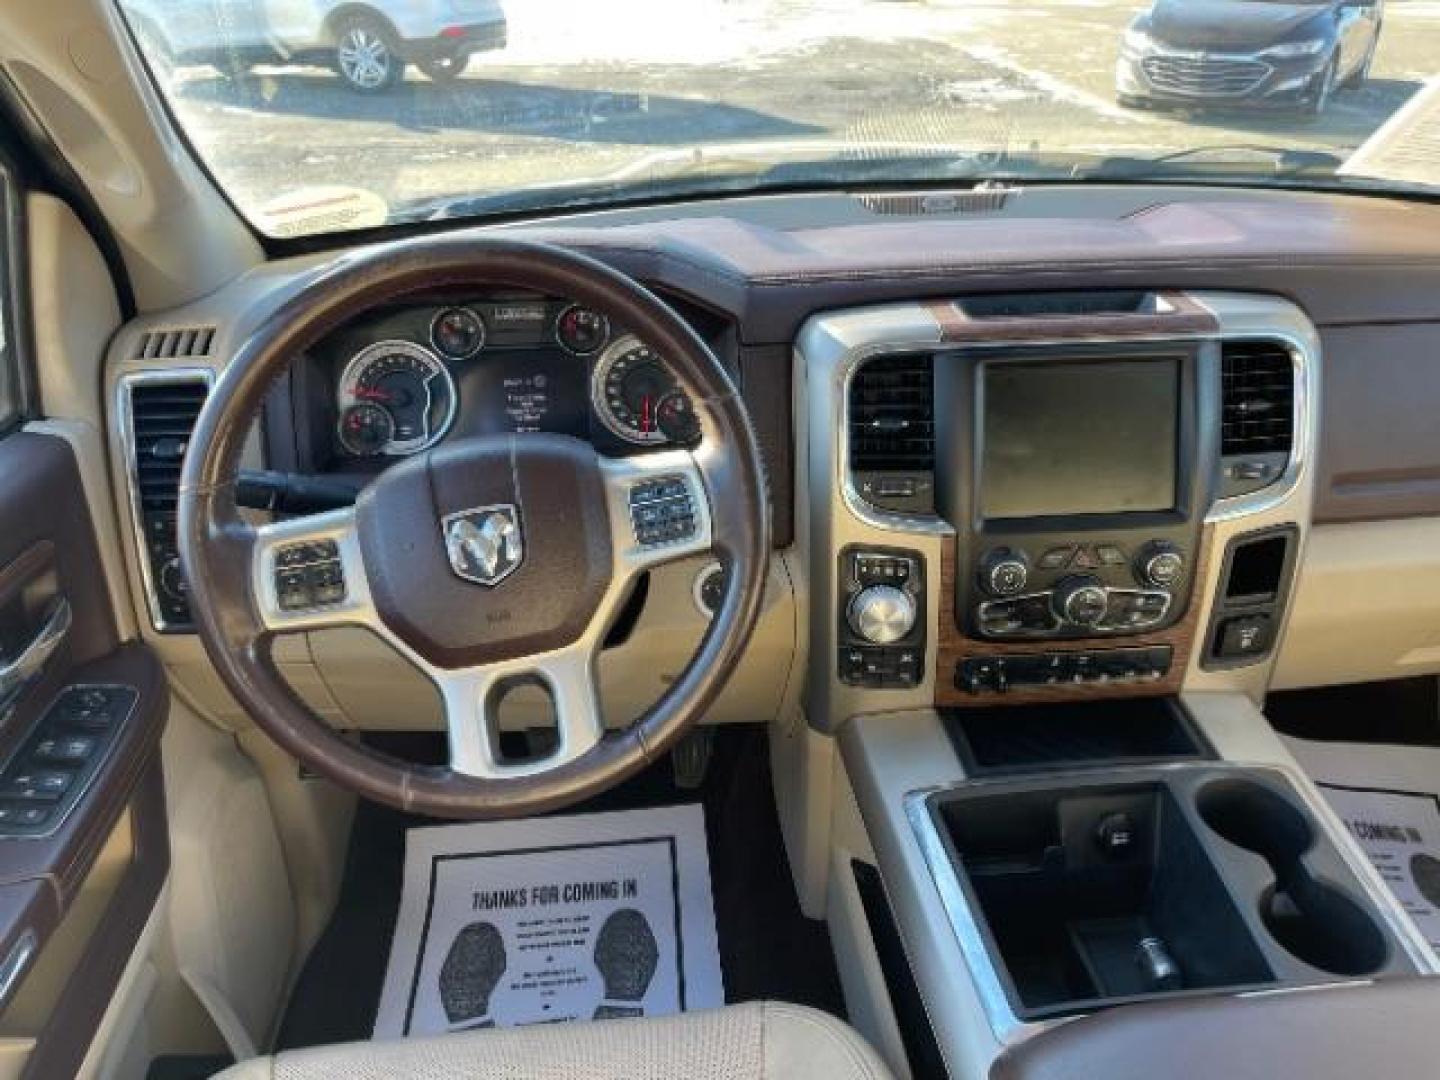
[934,528,1211,707]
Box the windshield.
[115,0,1440,239]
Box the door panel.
[0,152,169,1078]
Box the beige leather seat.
[213,1001,894,1080]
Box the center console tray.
[926,765,1414,1022]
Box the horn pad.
[355,434,614,669]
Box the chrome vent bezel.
[118,369,213,632]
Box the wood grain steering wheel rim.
[178,237,770,819]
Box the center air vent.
[1220,339,1294,498]
[849,355,935,513]
[123,374,211,630]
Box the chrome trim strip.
[0,930,36,1008]
[903,787,1026,1042]
[1196,295,1318,524]
[116,368,215,633]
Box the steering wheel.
[178,238,770,819]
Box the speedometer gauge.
[336,340,457,457]
[591,335,685,446]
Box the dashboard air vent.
[1221,340,1293,456]
[849,355,935,513]
[124,375,211,630]
[1219,339,1294,499]
[135,326,216,360]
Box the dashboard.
[105,184,1440,736]
[295,290,717,475]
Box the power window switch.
[0,803,51,829]
[33,735,96,764]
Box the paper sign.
[374,804,722,1038]
[1318,783,1440,954]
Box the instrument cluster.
[327,295,700,461]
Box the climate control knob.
[848,585,917,645]
[1137,542,1185,588]
[979,548,1030,598]
[1053,575,1109,628]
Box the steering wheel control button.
[274,540,348,611]
[629,476,696,546]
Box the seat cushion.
[213,1001,894,1080]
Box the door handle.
[0,596,71,708]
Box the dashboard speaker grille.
[1221,340,1293,456]
[849,355,935,470]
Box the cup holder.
[1196,778,1314,865]
[1259,879,1389,977]
[1196,777,1388,977]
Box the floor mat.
[276,727,845,1050]
[373,805,722,1036]
[1284,734,1440,958]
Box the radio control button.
[1137,542,1185,588]
[1038,547,1074,570]
[1097,544,1128,567]
[980,549,1030,597]
[1054,576,1108,627]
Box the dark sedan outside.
[1117,0,1383,116]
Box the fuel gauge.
[337,402,396,457]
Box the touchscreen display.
[980,358,1179,519]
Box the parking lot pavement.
[152,0,1440,224]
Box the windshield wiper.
[1084,144,1344,182]
[389,140,1352,226]
[390,140,1070,223]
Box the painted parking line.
[962,43,1156,125]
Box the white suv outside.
[121,0,508,92]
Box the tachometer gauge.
[555,305,610,355]
[337,402,396,457]
[430,307,486,359]
[336,340,457,456]
[591,336,678,446]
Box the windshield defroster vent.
[122,373,212,631]
[849,354,935,513]
[857,189,1014,216]
[1219,339,1294,499]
